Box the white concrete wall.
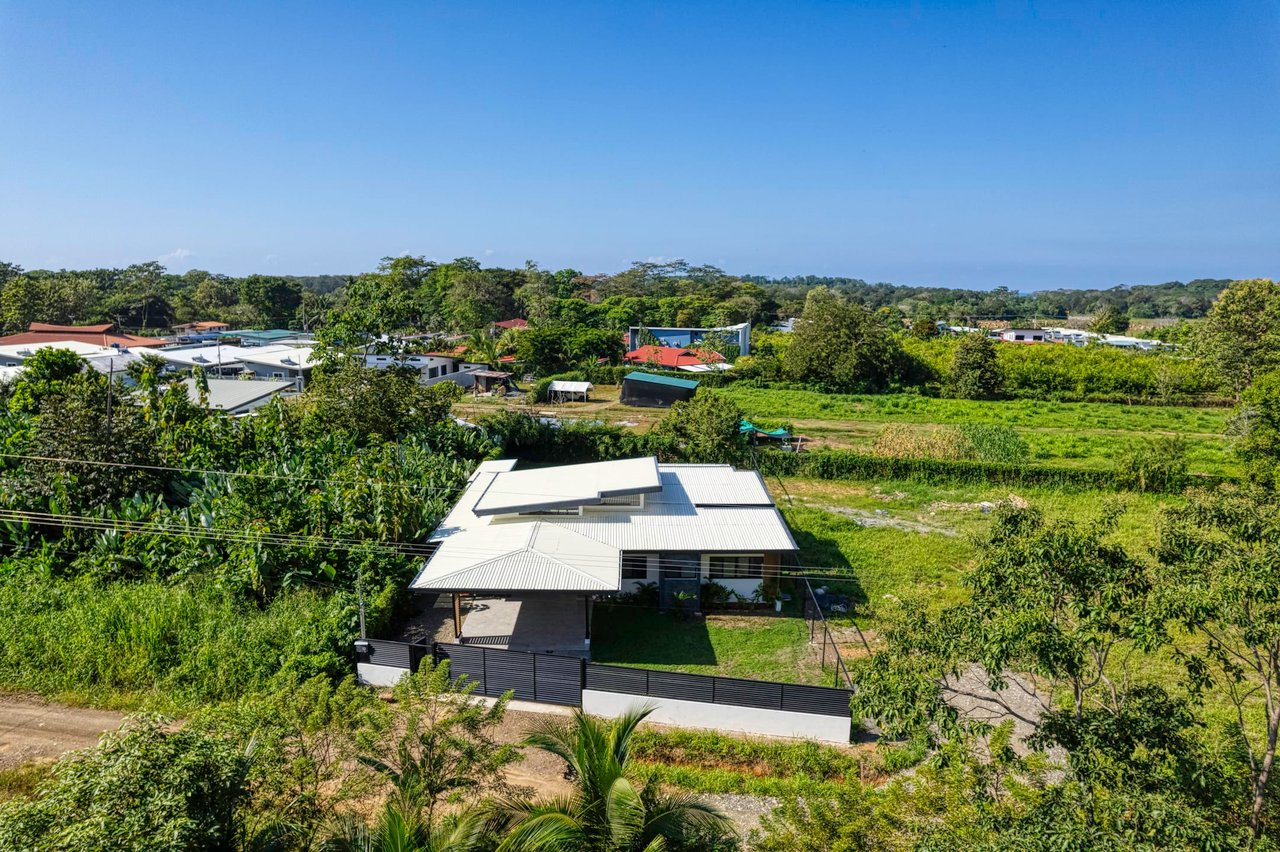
[582,689,851,744]
[357,662,410,687]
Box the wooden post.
[452,593,462,639]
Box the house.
[0,322,167,349]
[493,319,528,331]
[624,345,727,371]
[235,345,315,388]
[171,320,230,334]
[993,328,1048,343]
[408,456,798,654]
[221,328,314,347]
[183,377,297,414]
[360,352,493,387]
[620,371,699,407]
[626,322,751,356]
[0,339,142,373]
[150,342,268,375]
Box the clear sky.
[0,1,1276,289]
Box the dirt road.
[0,695,123,771]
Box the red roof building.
[624,345,726,369]
[493,319,528,330]
[0,322,169,349]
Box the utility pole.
[357,567,367,639]
[106,358,114,430]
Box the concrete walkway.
[461,595,589,656]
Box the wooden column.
[452,593,462,639]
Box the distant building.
[221,328,314,347]
[620,371,699,408]
[624,345,727,371]
[627,322,751,356]
[0,338,143,373]
[493,319,528,331]
[0,322,167,349]
[993,328,1049,343]
[183,377,297,414]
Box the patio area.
[458,594,590,657]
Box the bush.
[1113,435,1189,493]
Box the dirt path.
[0,694,123,771]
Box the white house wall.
[582,689,851,744]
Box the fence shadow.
[590,603,717,667]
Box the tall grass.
[0,571,356,711]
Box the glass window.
[621,553,651,580]
[708,555,764,579]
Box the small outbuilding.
[620,371,699,408]
[548,379,592,403]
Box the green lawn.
[716,387,1237,476]
[590,604,829,685]
[777,475,1180,632]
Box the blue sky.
[0,1,1276,289]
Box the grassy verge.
[630,728,928,796]
[0,763,53,803]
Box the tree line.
[0,256,1238,339]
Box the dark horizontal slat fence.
[585,663,853,718]
[356,641,853,718]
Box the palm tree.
[320,803,492,852]
[465,330,500,369]
[495,707,735,851]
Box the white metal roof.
[183,378,296,413]
[234,346,316,370]
[548,380,592,393]
[410,457,797,592]
[472,456,662,516]
[152,343,296,368]
[0,339,126,360]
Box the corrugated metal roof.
[472,457,662,516]
[412,523,620,591]
[183,378,296,412]
[412,457,797,593]
[622,371,700,390]
[655,465,774,506]
[548,380,592,393]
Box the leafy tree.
[195,674,382,849]
[357,662,519,826]
[1158,484,1280,838]
[1197,278,1280,395]
[949,333,1002,400]
[0,716,251,852]
[653,391,747,464]
[783,287,900,392]
[910,307,941,339]
[301,361,462,440]
[514,260,557,325]
[1233,369,1280,488]
[514,327,624,377]
[1089,304,1130,334]
[13,368,165,510]
[240,274,303,328]
[497,707,734,851]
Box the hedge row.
[754,448,1218,493]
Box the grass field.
[717,386,1236,476]
[776,475,1179,631]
